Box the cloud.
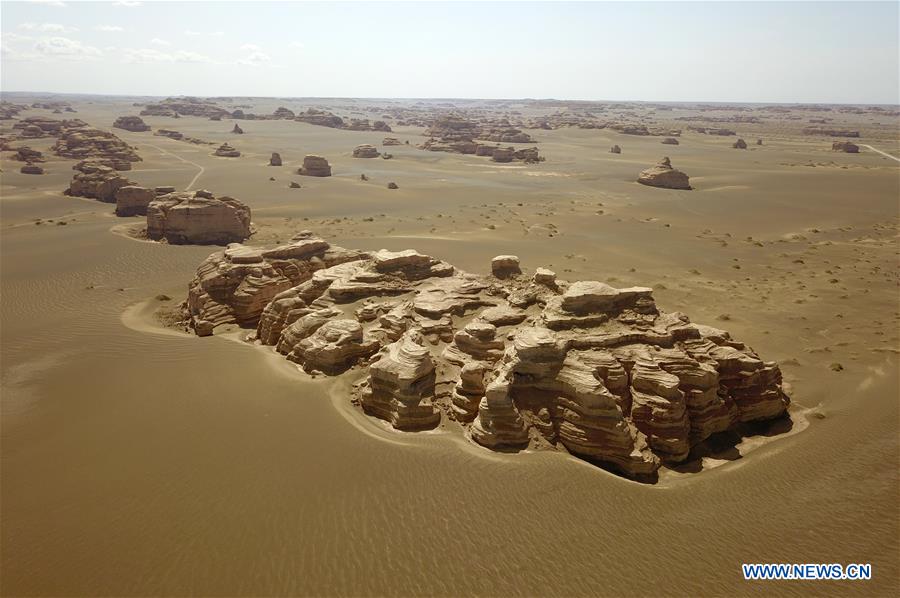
[121,47,214,64]
[240,43,260,51]
[112,1,142,6]
[95,25,124,32]
[18,22,77,33]
[150,38,170,46]
[24,0,67,6]
[288,41,304,49]
[185,30,224,37]
[34,36,102,59]
[237,50,271,66]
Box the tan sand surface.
[1,96,898,596]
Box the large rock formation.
[146,190,251,245]
[113,116,150,132]
[352,144,380,158]
[11,147,44,162]
[115,185,157,216]
[53,127,141,163]
[297,155,332,177]
[610,144,621,154]
[269,152,282,166]
[20,164,44,175]
[178,238,791,481]
[65,165,134,202]
[733,138,747,149]
[661,137,680,145]
[637,157,692,190]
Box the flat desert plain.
[1,95,898,596]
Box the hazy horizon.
[1,1,898,105]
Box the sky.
[1,1,898,104]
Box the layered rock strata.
[146,190,251,245]
[179,238,791,481]
[637,157,692,190]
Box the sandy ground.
[1,96,898,597]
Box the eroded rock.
[637,157,692,190]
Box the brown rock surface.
[179,241,790,481]
[146,191,251,245]
[115,186,156,216]
[637,157,692,190]
[297,155,332,177]
[112,116,150,132]
[352,144,380,158]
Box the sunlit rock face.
[180,235,790,481]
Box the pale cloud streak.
[18,22,77,33]
[33,36,103,60]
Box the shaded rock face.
[352,144,380,158]
[272,107,295,119]
[12,147,44,162]
[65,166,134,202]
[115,186,156,216]
[232,123,244,134]
[20,164,44,175]
[180,240,791,481]
[269,152,282,166]
[661,137,680,145]
[637,157,692,190]
[387,182,399,189]
[146,191,251,245]
[832,141,859,153]
[74,158,132,172]
[298,155,332,177]
[382,137,402,146]
[113,116,150,132]
[733,138,747,149]
[213,143,241,157]
[610,144,622,154]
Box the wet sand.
[2,97,898,596]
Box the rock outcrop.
[20,164,44,175]
[352,144,380,158]
[733,138,747,149]
[661,137,680,145]
[213,143,241,157]
[11,147,44,162]
[297,155,332,177]
[65,165,134,202]
[115,185,157,216]
[146,190,251,245]
[832,141,860,153]
[232,123,244,134]
[113,116,150,132]
[179,240,791,481]
[637,157,692,190]
[382,137,402,146]
[53,127,141,163]
[610,145,621,154]
[269,152,282,166]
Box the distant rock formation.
[297,155,332,177]
[733,138,747,149]
[661,137,680,145]
[756,138,763,145]
[178,238,791,481]
[832,141,860,153]
[387,182,399,189]
[272,107,295,119]
[146,190,251,245]
[232,123,244,134]
[11,147,44,162]
[213,143,240,157]
[155,129,184,140]
[53,127,142,163]
[382,137,402,146]
[113,116,150,132]
[269,152,282,166]
[352,144,380,158]
[65,165,134,202]
[140,97,229,119]
[20,163,44,175]
[804,128,860,138]
[637,157,691,190]
[610,144,622,154]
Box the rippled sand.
[2,97,898,596]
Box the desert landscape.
[1,2,898,597]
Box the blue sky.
[1,1,898,103]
